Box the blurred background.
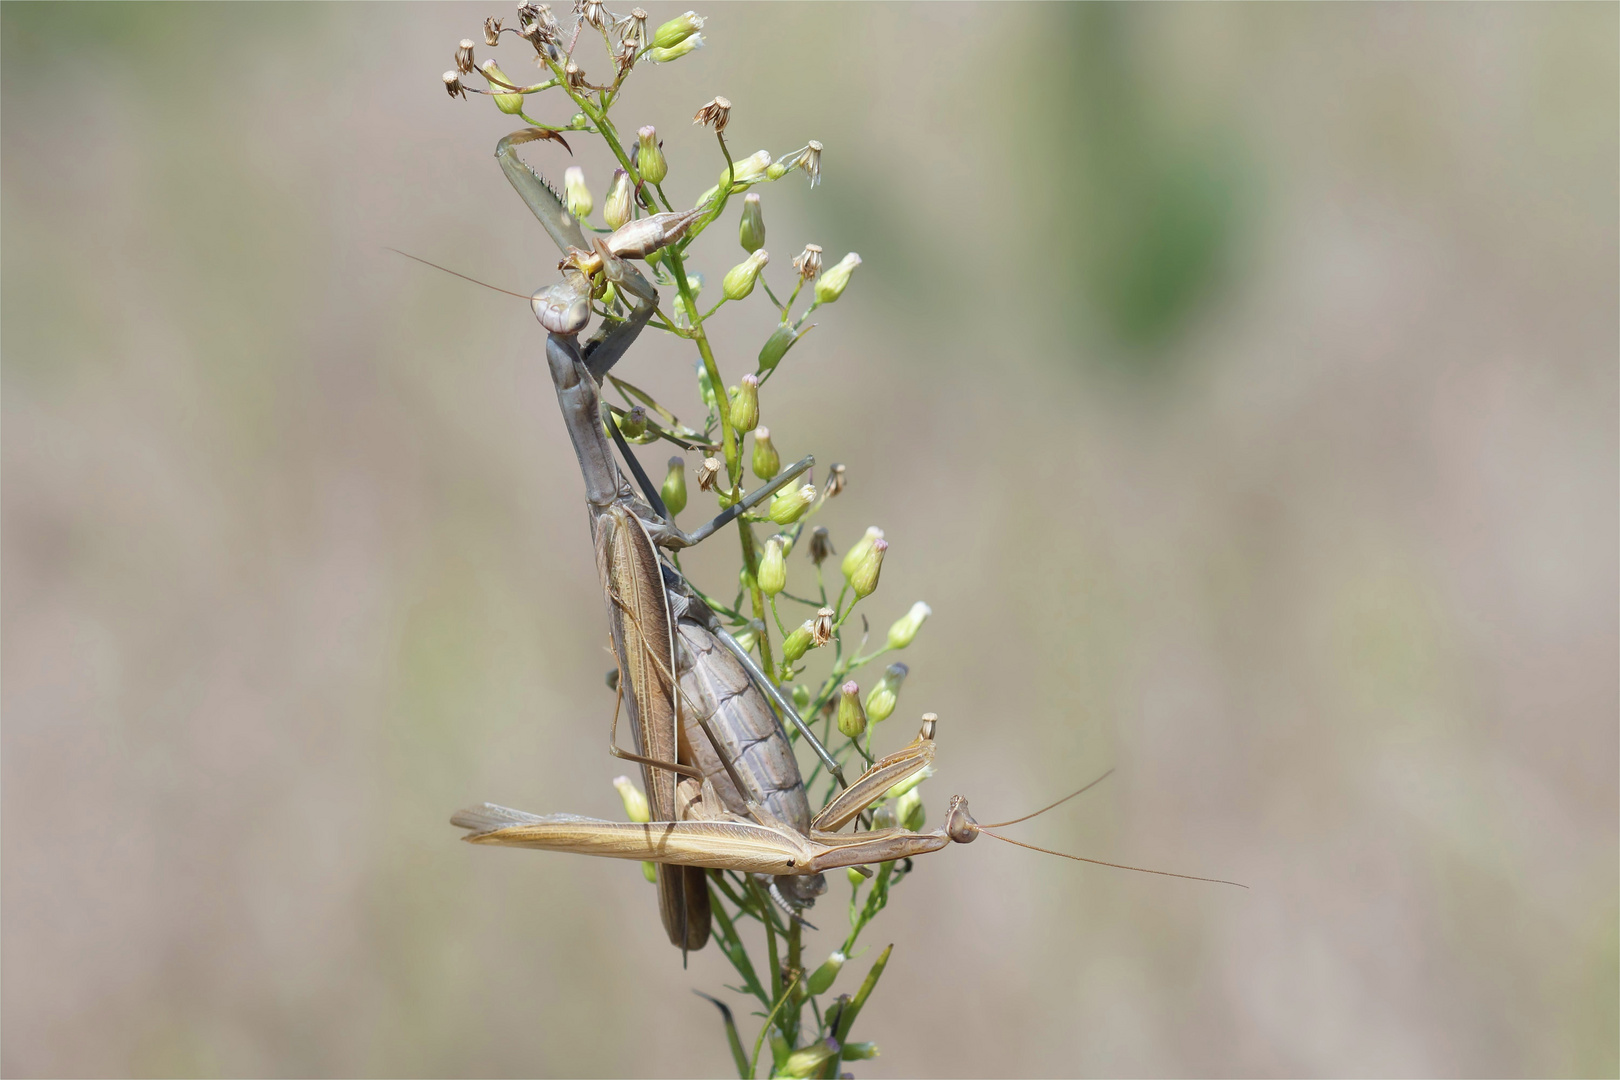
[4,3,1615,1076]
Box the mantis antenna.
[387,247,535,301]
[971,767,1248,889]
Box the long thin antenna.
[974,826,1248,889]
[387,247,534,301]
[978,768,1114,829]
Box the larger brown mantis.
[472,128,874,953]
[446,130,1245,930]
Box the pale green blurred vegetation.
[3,3,1616,1077]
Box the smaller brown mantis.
[452,715,1247,889]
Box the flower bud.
[864,662,908,724]
[732,618,763,655]
[849,539,886,598]
[885,760,932,801]
[648,34,702,62]
[756,322,808,376]
[723,250,769,302]
[751,426,780,480]
[781,621,814,665]
[815,252,861,304]
[781,1040,838,1079]
[695,455,722,492]
[758,537,787,596]
[841,527,884,581]
[661,457,687,516]
[768,483,815,525]
[479,59,525,114]
[885,601,931,650]
[791,684,812,712]
[636,125,667,185]
[807,951,846,996]
[653,11,705,50]
[564,165,593,220]
[870,802,897,830]
[729,373,760,432]
[615,406,647,440]
[843,1042,879,1061]
[808,526,834,566]
[896,787,925,832]
[603,169,632,230]
[837,681,867,738]
[846,866,866,887]
[811,606,835,646]
[612,775,651,822]
[719,149,773,193]
[739,193,765,252]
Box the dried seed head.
[443,71,467,99]
[769,482,816,526]
[661,456,687,516]
[576,0,607,29]
[798,140,823,186]
[564,60,585,88]
[563,166,593,220]
[722,250,769,303]
[739,193,765,253]
[616,7,650,45]
[781,621,814,666]
[815,252,861,305]
[483,18,502,45]
[695,455,722,492]
[793,243,823,282]
[808,526,834,566]
[653,10,705,50]
[751,426,780,480]
[772,142,823,186]
[636,126,667,185]
[885,600,931,650]
[841,526,884,580]
[603,168,632,230]
[758,537,787,596]
[849,538,887,598]
[455,39,477,75]
[693,95,732,134]
[837,681,867,739]
[811,607,835,647]
[825,462,846,498]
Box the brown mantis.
[445,131,1245,947]
[484,129,869,952]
